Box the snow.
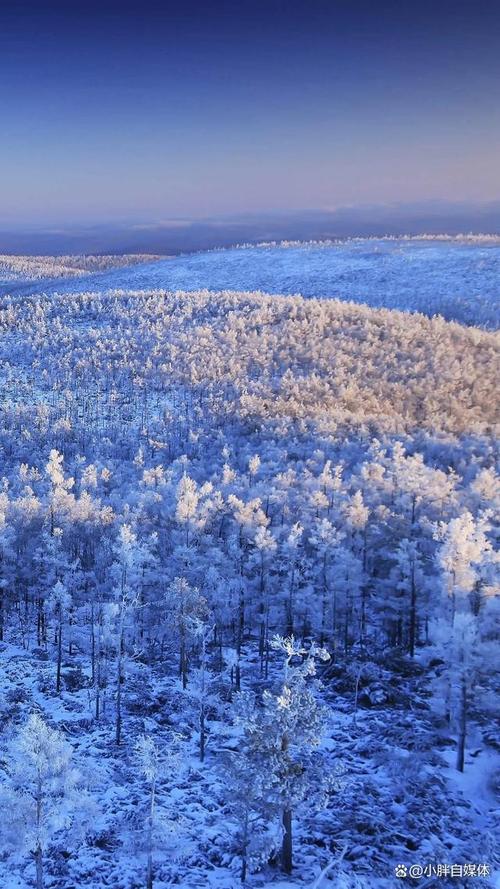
[2,238,499,329]
[443,743,499,829]
[0,241,497,888]
[0,254,166,285]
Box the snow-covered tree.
[47,580,72,693]
[164,577,208,689]
[182,617,219,762]
[136,735,159,889]
[232,636,332,874]
[434,511,496,770]
[110,524,146,745]
[135,733,182,889]
[0,714,88,889]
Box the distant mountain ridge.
[1,200,499,254]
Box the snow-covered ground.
[2,238,499,329]
[1,638,497,889]
[0,243,498,889]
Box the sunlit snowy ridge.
[0,287,497,438]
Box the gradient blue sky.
[1,0,500,226]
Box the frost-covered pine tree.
[281,521,304,637]
[388,538,427,656]
[0,490,15,643]
[45,449,75,534]
[47,580,72,693]
[436,510,492,622]
[232,636,332,874]
[135,733,182,889]
[0,714,86,889]
[136,735,159,889]
[434,511,495,770]
[110,524,144,745]
[181,617,219,762]
[164,577,208,689]
[175,473,199,546]
[221,740,275,883]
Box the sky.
[1,0,500,229]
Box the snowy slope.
[0,242,498,889]
[3,238,499,329]
[0,254,166,284]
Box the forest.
[0,282,498,888]
[0,255,165,286]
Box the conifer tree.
[0,714,87,889]
[232,636,332,874]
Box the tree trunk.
[332,587,337,649]
[259,616,265,667]
[116,634,123,745]
[353,665,363,726]
[360,531,367,642]
[180,624,187,689]
[35,845,43,889]
[286,564,295,637]
[259,555,265,668]
[235,593,243,692]
[200,703,206,762]
[56,617,62,693]
[90,599,95,683]
[35,774,43,889]
[146,850,153,889]
[95,624,101,720]
[281,808,293,874]
[457,674,467,772]
[95,668,101,719]
[146,779,155,889]
[240,809,249,883]
[344,593,350,657]
[409,559,417,658]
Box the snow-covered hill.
[2,238,499,329]
[0,250,498,889]
[0,253,166,285]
